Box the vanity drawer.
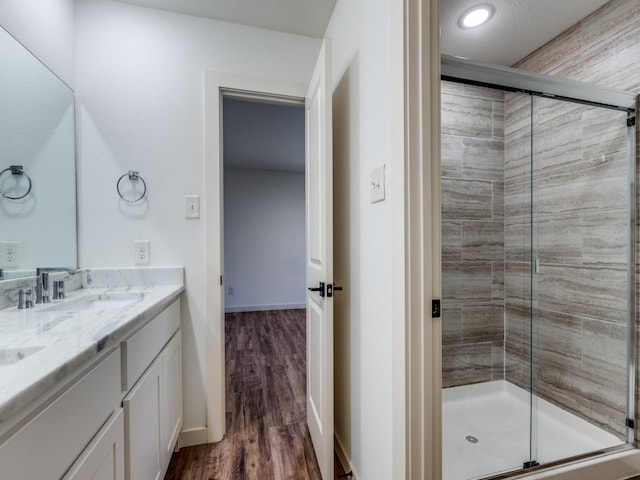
[0,348,120,480]
[121,299,180,392]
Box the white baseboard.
[224,303,305,313]
[177,427,209,449]
[335,433,358,479]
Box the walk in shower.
[440,56,637,480]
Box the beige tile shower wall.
[504,92,534,392]
[504,0,640,440]
[441,81,506,388]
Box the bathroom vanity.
[0,268,184,480]
[0,14,186,480]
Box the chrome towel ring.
[0,165,32,200]
[117,170,147,203]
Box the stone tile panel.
[442,343,495,388]
[462,221,505,262]
[463,138,504,182]
[462,304,505,344]
[442,262,493,303]
[441,178,493,220]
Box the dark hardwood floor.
[165,309,347,480]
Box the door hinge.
[628,116,636,127]
[523,460,540,469]
[220,275,223,286]
[626,418,635,429]
[432,299,441,318]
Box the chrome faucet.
[35,271,50,304]
[35,267,77,303]
[18,288,33,309]
[36,267,77,278]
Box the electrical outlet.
[1,241,20,268]
[228,286,234,296]
[134,240,150,265]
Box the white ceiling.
[441,0,611,66]
[114,0,337,38]
[223,98,305,172]
[115,0,613,66]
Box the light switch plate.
[185,195,200,219]
[370,165,385,203]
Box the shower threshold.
[442,380,623,480]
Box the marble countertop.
[0,284,184,425]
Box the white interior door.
[305,38,334,480]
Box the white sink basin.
[0,345,45,366]
[40,292,144,313]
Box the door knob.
[327,283,343,298]
[308,281,325,297]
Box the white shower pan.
[443,380,623,480]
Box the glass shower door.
[441,53,637,480]
[441,81,534,479]
[502,89,537,470]
[529,95,634,466]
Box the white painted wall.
[326,0,395,477]
[0,0,74,88]
[223,98,305,172]
[74,0,320,432]
[223,168,305,312]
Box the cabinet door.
[124,357,162,480]
[63,409,125,480]
[160,330,182,469]
[0,349,120,480]
[124,331,182,480]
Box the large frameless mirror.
[0,25,77,280]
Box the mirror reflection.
[0,26,77,280]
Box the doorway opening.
[220,95,323,476]
[202,48,336,478]
[222,97,306,314]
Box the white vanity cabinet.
[0,348,122,480]
[0,287,183,480]
[122,299,182,480]
[62,408,125,480]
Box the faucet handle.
[18,288,33,309]
[53,280,65,300]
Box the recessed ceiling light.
[459,5,494,28]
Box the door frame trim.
[203,0,442,474]
[399,0,442,477]
[203,72,306,442]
